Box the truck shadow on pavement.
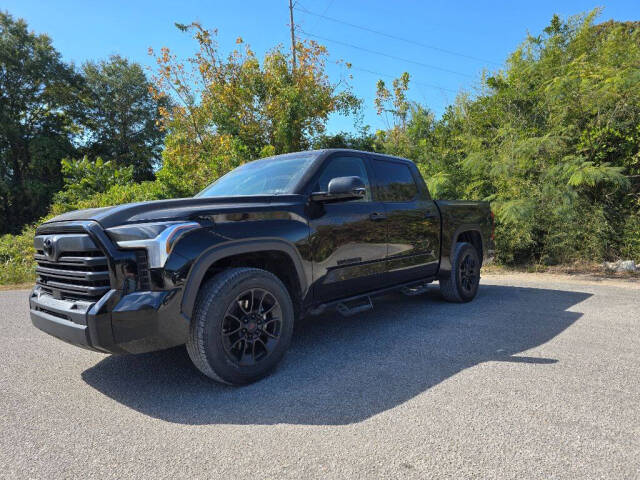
[82,284,591,425]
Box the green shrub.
[0,226,36,285]
[53,180,169,215]
[621,214,640,261]
[53,156,134,212]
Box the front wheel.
[186,267,294,385]
[439,242,481,302]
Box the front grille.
[34,233,111,301]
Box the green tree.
[0,11,83,234]
[80,55,168,181]
[374,11,640,264]
[312,127,375,151]
[374,72,410,129]
[149,23,362,196]
[461,11,639,264]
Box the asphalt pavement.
[1,274,638,479]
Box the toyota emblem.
[43,237,54,259]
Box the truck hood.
[42,195,305,229]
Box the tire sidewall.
[197,271,294,384]
[453,243,480,302]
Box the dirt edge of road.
[483,270,640,289]
[0,282,33,292]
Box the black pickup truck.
[30,149,494,384]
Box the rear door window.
[371,159,418,202]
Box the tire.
[439,242,481,303]
[186,267,295,385]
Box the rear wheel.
[439,242,480,302]
[186,267,294,385]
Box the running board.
[307,276,436,317]
[401,282,431,296]
[336,296,373,317]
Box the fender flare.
[450,224,484,260]
[438,224,484,279]
[180,238,308,320]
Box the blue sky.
[4,0,639,133]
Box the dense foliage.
[0,11,83,234]
[1,10,638,284]
[79,55,169,181]
[149,23,361,197]
[0,13,166,234]
[374,12,640,265]
[51,157,134,212]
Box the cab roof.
[269,149,417,168]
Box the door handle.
[424,212,438,219]
[369,212,387,221]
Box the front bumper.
[29,286,189,354]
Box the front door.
[307,154,388,303]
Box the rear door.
[369,157,440,284]
[307,153,388,302]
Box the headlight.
[106,222,200,268]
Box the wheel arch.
[438,224,484,279]
[181,238,308,320]
[453,228,483,262]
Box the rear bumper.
[29,286,189,354]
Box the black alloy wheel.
[458,253,478,295]
[439,242,481,302]
[186,267,295,385]
[221,288,282,366]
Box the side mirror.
[311,176,366,203]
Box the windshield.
[197,154,316,197]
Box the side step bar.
[308,276,436,317]
[401,282,431,296]
[336,296,373,317]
